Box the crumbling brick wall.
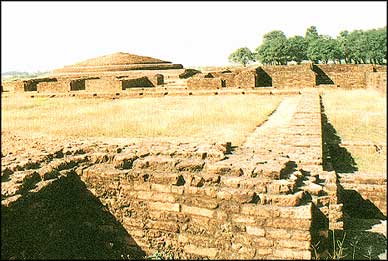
[4,91,362,259]
[260,64,316,88]
[366,72,386,93]
[187,77,223,89]
[37,79,71,93]
[315,64,375,89]
[186,70,256,89]
[234,70,256,88]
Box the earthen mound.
[73,52,171,66]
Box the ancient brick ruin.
[2,52,184,94]
[2,52,386,95]
[1,53,387,259]
[2,88,385,259]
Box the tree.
[305,26,319,43]
[285,36,308,64]
[256,30,288,65]
[337,30,350,63]
[364,27,387,64]
[307,35,342,64]
[346,30,368,64]
[228,47,254,67]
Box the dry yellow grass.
[1,94,282,146]
[322,88,386,173]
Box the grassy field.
[322,88,386,173]
[1,94,282,146]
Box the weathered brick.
[146,220,179,233]
[113,153,138,169]
[188,196,219,209]
[148,202,180,212]
[153,173,184,185]
[183,244,218,258]
[269,218,312,230]
[181,205,215,218]
[273,248,312,259]
[241,204,272,218]
[277,204,312,219]
[221,176,240,188]
[133,181,151,191]
[175,159,204,172]
[231,214,256,224]
[277,239,310,250]
[265,228,291,240]
[246,225,265,236]
[252,236,273,247]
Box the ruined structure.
[186,63,387,90]
[2,52,184,93]
[3,89,385,260]
[2,61,386,94]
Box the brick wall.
[85,77,122,92]
[366,72,387,93]
[315,64,374,89]
[234,70,256,88]
[187,77,223,89]
[260,64,316,88]
[37,80,71,93]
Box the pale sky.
[1,1,387,72]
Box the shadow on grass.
[320,98,358,173]
[1,171,146,260]
[341,188,386,220]
[329,229,387,260]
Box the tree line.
[228,26,387,66]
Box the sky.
[1,1,387,72]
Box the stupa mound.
[73,52,171,66]
[54,52,183,75]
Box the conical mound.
[73,52,171,66]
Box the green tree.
[305,26,319,43]
[346,30,368,64]
[307,35,342,64]
[364,27,387,64]
[256,30,288,65]
[228,47,254,67]
[337,30,350,64]
[285,35,308,64]
[305,26,320,63]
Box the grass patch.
[1,94,282,146]
[322,89,386,173]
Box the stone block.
[148,202,180,212]
[181,205,215,218]
[183,244,218,258]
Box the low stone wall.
[366,72,387,93]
